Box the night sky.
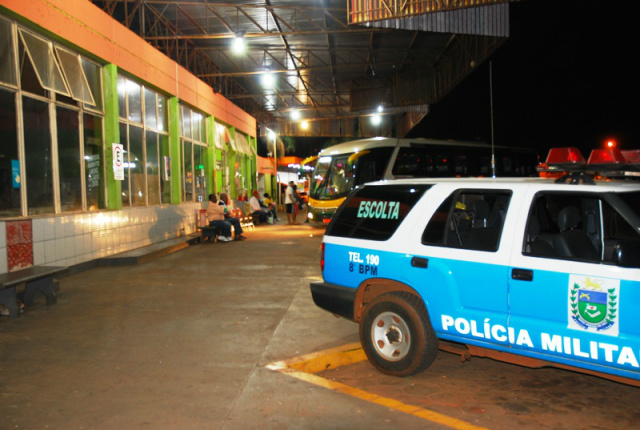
[408,0,638,160]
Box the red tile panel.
[6,220,34,271]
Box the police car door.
[508,189,640,381]
[415,187,514,348]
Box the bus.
[307,137,538,223]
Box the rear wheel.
[360,292,438,377]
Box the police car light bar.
[537,147,586,172]
[622,149,640,164]
[537,147,640,181]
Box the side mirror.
[613,240,640,268]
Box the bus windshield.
[309,147,396,201]
[309,155,353,200]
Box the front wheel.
[360,292,438,377]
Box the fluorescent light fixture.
[232,34,245,54]
[290,109,301,120]
[261,72,275,89]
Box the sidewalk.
[0,221,433,430]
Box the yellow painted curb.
[267,343,492,430]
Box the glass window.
[119,123,130,206]
[118,76,168,207]
[81,58,102,111]
[159,133,171,204]
[129,125,145,206]
[55,47,95,105]
[422,190,512,252]
[18,37,46,97]
[117,74,126,119]
[23,97,54,215]
[127,80,142,124]
[0,18,17,86]
[57,107,82,212]
[146,130,160,206]
[523,192,640,264]
[157,94,166,132]
[18,29,69,96]
[83,113,104,210]
[192,111,201,142]
[144,88,157,130]
[326,184,431,241]
[183,140,193,202]
[182,105,192,139]
[194,144,206,202]
[0,89,21,217]
[200,114,206,143]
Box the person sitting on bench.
[249,190,269,224]
[206,194,234,242]
[218,193,246,241]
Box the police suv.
[311,148,640,385]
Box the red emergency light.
[587,148,626,166]
[622,149,640,164]
[538,146,640,181]
[546,147,586,165]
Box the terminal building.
[0,0,514,275]
[0,1,257,274]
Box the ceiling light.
[301,120,309,130]
[290,110,301,120]
[371,114,381,125]
[261,72,275,89]
[232,33,245,55]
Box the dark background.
[408,0,638,159]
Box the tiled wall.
[0,203,201,274]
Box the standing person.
[284,181,296,225]
[249,190,269,223]
[206,194,234,242]
[292,184,301,223]
[219,193,246,240]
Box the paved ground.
[1,221,638,430]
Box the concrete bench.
[199,225,221,243]
[0,265,67,318]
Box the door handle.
[512,268,533,281]
[411,257,429,269]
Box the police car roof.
[365,176,640,192]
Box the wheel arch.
[353,278,423,323]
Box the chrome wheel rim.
[371,311,411,362]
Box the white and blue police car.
[311,147,640,386]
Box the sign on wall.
[113,143,124,180]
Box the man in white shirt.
[249,190,269,223]
[284,181,298,225]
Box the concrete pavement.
[0,221,437,430]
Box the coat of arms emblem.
[568,275,619,336]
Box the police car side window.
[422,190,511,252]
[522,192,640,266]
[524,193,600,261]
[326,184,431,241]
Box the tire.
[359,292,438,377]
